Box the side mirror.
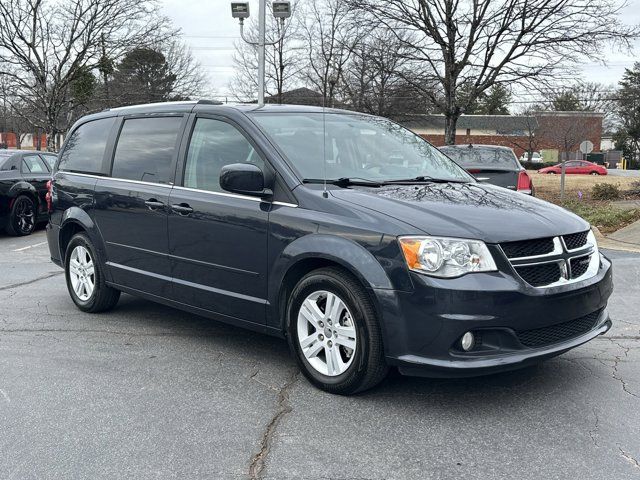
[219,163,272,198]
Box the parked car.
[519,151,543,163]
[539,160,608,175]
[46,102,612,394]
[0,149,56,236]
[439,144,534,195]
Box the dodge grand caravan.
[46,101,613,394]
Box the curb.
[592,226,640,253]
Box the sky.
[160,0,640,102]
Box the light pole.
[231,1,291,108]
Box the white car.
[520,152,543,163]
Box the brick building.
[0,131,47,150]
[399,111,604,159]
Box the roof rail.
[197,99,224,105]
[105,100,198,112]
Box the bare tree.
[341,28,424,117]
[508,113,540,162]
[300,0,365,106]
[154,39,208,101]
[0,0,173,150]
[230,2,302,103]
[349,0,639,144]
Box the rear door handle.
[171,203,193,215]
[144,199,165,210]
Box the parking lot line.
[12,241,47,252]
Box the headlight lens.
[399,236,497,278]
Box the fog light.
[461,332,475,351]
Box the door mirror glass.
[220,163,271,197]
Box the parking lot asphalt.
[0,229,639,480]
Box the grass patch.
[562,200,640,234]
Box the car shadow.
[0,223,47,239]
[107,294,587,405]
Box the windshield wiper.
[384,176,469,184]
[303,177,383,187]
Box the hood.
[330,182,588,244]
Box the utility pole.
[231,1,291,107]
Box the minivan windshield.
[250,113,473,183]
[440,146,519,170]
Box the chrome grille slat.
[500,231,597,288]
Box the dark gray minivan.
[46,101,612,394]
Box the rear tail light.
[45,180,53,212]
[517,171,532,194]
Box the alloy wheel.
[14,198,35,234]
[68,245,96,301]
[296,290,357,376]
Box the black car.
[0,149,56,236]
[46,102,612,394]
[439,144,534,195]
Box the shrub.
[591,183,621,201]
[628,180,640,196]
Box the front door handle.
[144,199,165,210]
[171,203,193,215]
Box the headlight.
[399,236,497,278]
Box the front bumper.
[377,253,613,378]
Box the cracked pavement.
[0,229,639,479]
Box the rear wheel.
[590,171,600,175]
[65,233,120,313]
[6,195,36,236]
[287,267,388,395]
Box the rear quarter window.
[58,117,116,174]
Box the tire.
[287,267,388,395]
[6,195,36,236]
[65,233,120,313]
[590,171,599,176]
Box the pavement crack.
[588,406,600,447]
[0,272,63,292]
[248,369,300,480]
[619,447,640,470]
[609,341,640,400]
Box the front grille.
[514,262,561,287]
[570,255,591,278]
[563,231,589,250]
[501,237,555,259]
[516,310,602,347]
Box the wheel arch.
[8,183,38,208]
[58,207,106,266]
[268,234,395,334]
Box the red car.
[539,160,608,175]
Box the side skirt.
[107,281,286,338]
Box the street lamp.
[231,1,291,107]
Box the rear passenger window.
[111,117,183,184]
[58,117,116,174]
[183,118,263,192]
[40,154,57,170]
[22,155,49,173]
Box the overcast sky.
[160,0,640,102]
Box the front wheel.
[590,171,600,175]
[287,267,388,395]
[65,233,120,313]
